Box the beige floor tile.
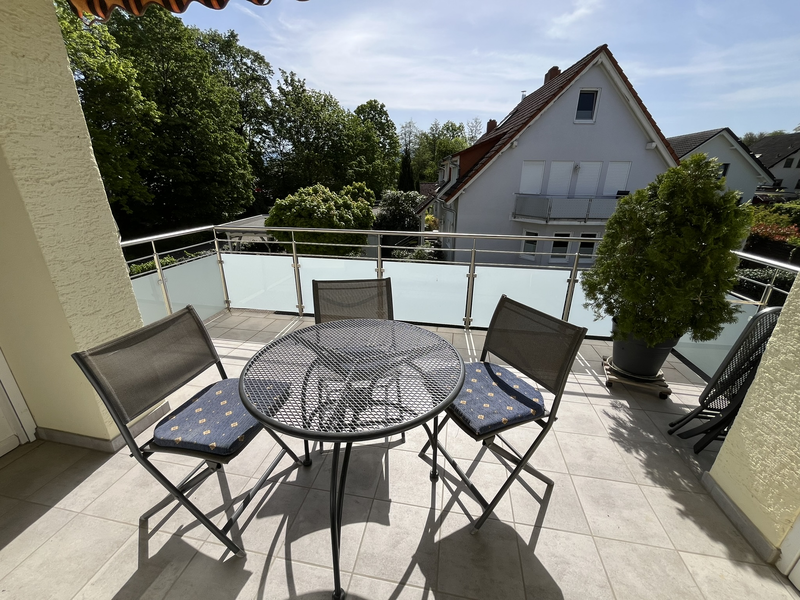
[73,530,203,600]
[347,575,430,600]
[354,500,438,587]
[593,405,670,445]
[502,425,568,473]
[516,525,614,600]
[438,457,514,522]
[554,402,609,437]
[558,431,636,482]
[0,501,77,581]
[311,445,388,499]
[157,540,271,600]
[0,442,89,499]
[595,537,704,600]
[260,557,346,600]
[572,476,672,547]
[0,495,18,518]
[613,439,704,492]
[643,486,761,563]
[508,470,591,534]
[0,514,134,600]
[0,440,44,471]
[373,447,442,509]
[278,489,371,572]
[436,511,526,600]
[680,552,793,599]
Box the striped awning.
[66,0,303,21]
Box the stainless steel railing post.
[376,234,384,278]
[463,241,478,329]
[152,240,173,315]
[760,268,779,307]
[562,251,581,321]
[212,228,231,311]
[291,232,305,315]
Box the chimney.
[544,66,561,84]
[521,90,527,101]
[486,119,497,134]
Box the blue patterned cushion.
[153,378,262,456]
[450,362,545,436]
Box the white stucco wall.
[710,280,800,549]
[450,61,672,264]
[0,0,142,441]
[767,149,800,191]
[690,133,770,203]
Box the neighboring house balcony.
[512,194,618,223]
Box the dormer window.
[575,90,598,122]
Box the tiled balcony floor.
[0,309,797,599]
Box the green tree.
[265,184,374,255]
[108,8,254,235]
[374,191,423,231]
[56,0,158,217]
[397,147,415,191]
[741,129,786,147]
[354,99,401,197]
[466,116,483,145]
[407,119,469,183]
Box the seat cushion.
[450,362,545,437]
[153,378,261,456]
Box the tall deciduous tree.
[398,147,415,191]
[108,8,254,235]
[374,191,424,232]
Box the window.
[520,161,545,194]
[579,233,597,258]
[785,158,794,168]
[575,90,598,121]
[522,231,538,257]
[551,232,570,260]
[719,163,730,178]
[796,160,800,168]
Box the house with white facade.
[749,132,800,193]
[426,44,678,266]
[667,128,773,203]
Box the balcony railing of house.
[513,194,618,222]
[121,225,799,380]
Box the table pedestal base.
[329,442,352,600]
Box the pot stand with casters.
[602,356,672,399]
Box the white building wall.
[689,134,770,203]
[767,149,800,191]
[450,62,671,265]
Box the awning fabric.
[67,0,281,21]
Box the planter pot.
[611,321,679,378]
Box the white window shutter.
[547,161,574,195]
[575,162,602,196]
[603,162,632,196]
[520,161,545,194]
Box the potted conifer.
[581,154,752,377]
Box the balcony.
[513,194,618,223]
[1,226,797,598]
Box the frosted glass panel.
[223,253,297,312]
[675,300,759,379]
[131,272,169,325]
[569,272,613,336]
[384,261,468,326]
[162,255,225,321]
[297,257,378,315]
[471,266,569,327]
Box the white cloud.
[547,0,603,38]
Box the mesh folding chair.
[312,278,393,323]
[668,306,781,453]
[72,305,309,557]
[424,295,587,532]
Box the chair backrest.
[312,278,394,324]
[482,295,587,400]
[699,307,781,410]
[72,305,222,425]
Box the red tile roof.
[439,45,678,202]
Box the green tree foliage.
[264,72,399,202]
[398,147,415,191]
[581,154,752,346]
[400,119,470,183]
[265,184,374,255]
[741,129,786,147]
[374,191,424,232]
[108,9,254,235]
[56,0,158,216]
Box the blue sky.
[179,0,800,139]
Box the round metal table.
[240,319,465,600]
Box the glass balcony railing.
[513,194,618,222]
[121,225,799,380]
